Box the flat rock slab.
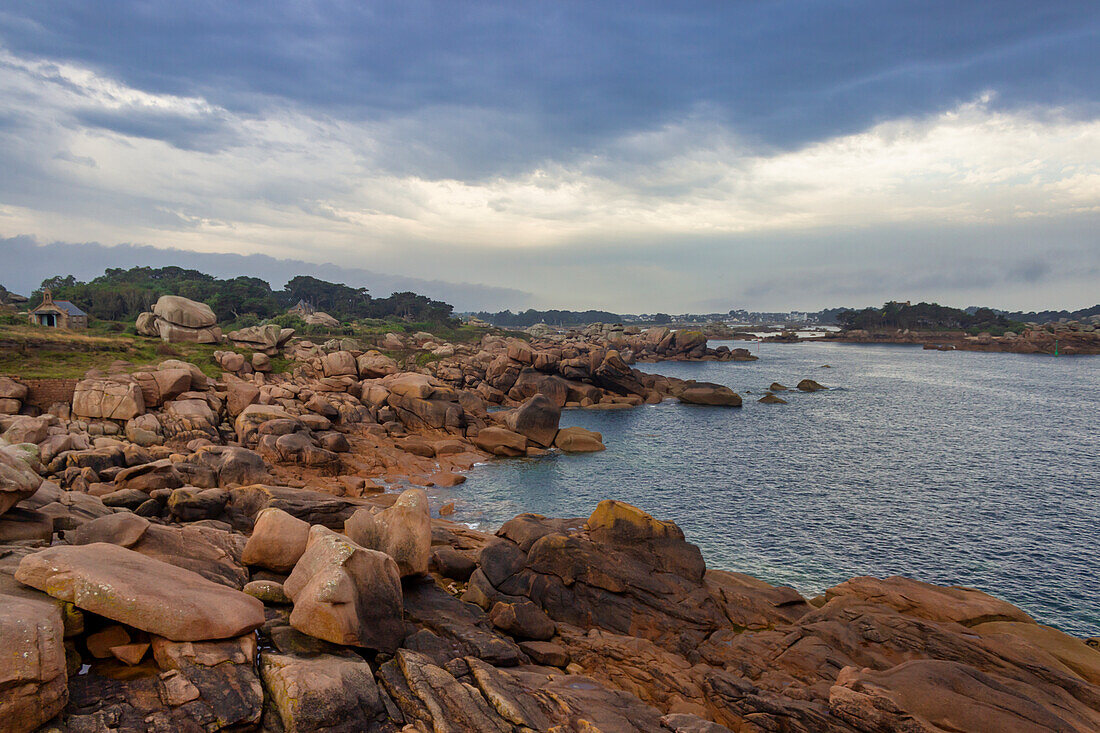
[15,542,264,641]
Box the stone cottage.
[28,290,88,329]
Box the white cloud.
[1,46,1098,309]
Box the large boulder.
[15,543,264,641]
[283,525,404,651]
[473,426,528,457]
[153,294,217,328]
[344,488,431,577]
[180,444,270,487]
[356,351,398,378]
[303,310,340,327]
[592,350,648,396]
[0,376,28,402]
[504,394,561,448]
[72,378,145,420]
[1,416,49,445]
[0,444,43,515]
[670,330,706,355]
[124,413,165,446]
[67,512,250,588]
[260,652,388,732]
[159,397,219,443]
[554,426,606,453]
[242,507,311,572]
[157,318,221,343]
[227,324,295,355]
[321,350,357,378]
[226,381,261,417]
[0,593,67,731]
[258,431,341,473]
[132,367,191,407]
[135,310,160,336]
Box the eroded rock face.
[15,542,264,641]
[283,525,404,651]
[344,488,430,577]
[0,592,67,732]
[472,502,721,655]
[72,378,145,420]
[0,444,43,515]
[260,651,388,732]
[829,659,1096,732]
[63,633,262,731]
[132,367,191,407]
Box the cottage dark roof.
[53,300,87,316]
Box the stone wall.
[16,378,79,410]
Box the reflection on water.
[437,342,1099,635]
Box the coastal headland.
[2,302,1099,732]
[812,323,1100,355]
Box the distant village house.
[287,299,316,317]
[29,289,88,329]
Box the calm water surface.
[438,342,1099,635]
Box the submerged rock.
[677,383,742,407]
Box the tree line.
[836,301,1023,332]
[474,308,624,327]
[30,267,455,324]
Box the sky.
[1,1,1098,312]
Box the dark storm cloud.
[72,107,240,153]
[1,1,1096,176]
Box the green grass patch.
[0,324,291,379]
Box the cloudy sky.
[1,1,1098,312]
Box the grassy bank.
[0,323,292,379]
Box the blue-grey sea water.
[436,341,1099,636]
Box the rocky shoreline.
[2,322,1099,732]
[809,322,1100,355]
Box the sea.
[437,341,1100,636]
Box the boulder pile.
[227,324,296,356]
[13,321,1043,731]
[136,295,222,343]
[4,459,1098,733]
